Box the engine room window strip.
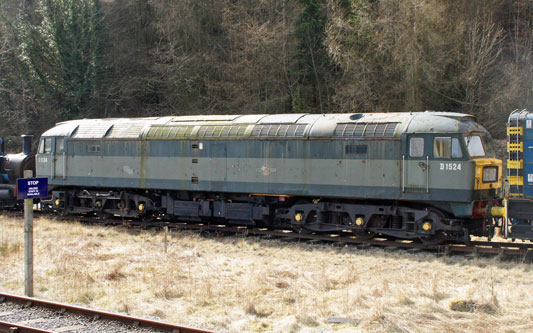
[334,122,399,138]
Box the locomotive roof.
[41,111,488,140]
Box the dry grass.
[1,215,533,332]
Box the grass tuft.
[0,238,21,257]
[450,299,497,314]
[450,299,477,312]
[105,266,126,281]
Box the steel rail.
[3,212,533,257]
[163,223,533,257]
[0,320,53,333]
[0,292,213,333]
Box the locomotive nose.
[474,158,502,190]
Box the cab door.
[37,137,54,178]
[53,137,66,179]
[403,135,429,194]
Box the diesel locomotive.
[490,109,533,240]
[0,135,36,209]
[35,112,502,243]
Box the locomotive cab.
[464,134,501,191]
[37,134,69,182]
[402,114,501,235]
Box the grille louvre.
[334,122,399,138]
[250,124,308,138]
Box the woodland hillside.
[0,0,532,149]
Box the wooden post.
[164,226,168,253]
[24,170,34,297]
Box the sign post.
[17,173,48,297]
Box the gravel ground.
[0,301,163,332]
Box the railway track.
[170,223,533,258]
[0,292,213,333]
[4,211,533,259]
[75,215,533,259]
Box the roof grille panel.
[384,123,398,137]
[105,123,146,138]
[71,123,113,139]
[353,124,365,137]
[334,122,399,138]
[145,125,193,139]
[250,124,308,138]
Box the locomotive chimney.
[21,135,33,155]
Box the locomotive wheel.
[419,231,445,245]
[418,209,447,245]
[353,230,377,240]
[353,215,385,240]
[96,211,112,220]
[140,214,155,223]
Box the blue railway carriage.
[36,112,501,243]
[494,109,533,240]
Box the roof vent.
[349,114,364,121]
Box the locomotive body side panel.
[41,136,475,204]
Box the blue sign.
[17,178,48,199]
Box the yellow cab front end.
[462,134,502,219]
[474,158,502,191]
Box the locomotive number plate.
[440,162,462,171]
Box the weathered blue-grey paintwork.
[36,112,493,216]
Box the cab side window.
[434,137,463,159]
[55,138,65,153]
[409,137,424,157]
[451,138,463,158]
[39,138,53,154]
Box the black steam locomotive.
[0,135,36,209]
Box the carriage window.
[55,138,65,153]
[39,138,53,154]
[409,137,424,157]
[464,135,485,157]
